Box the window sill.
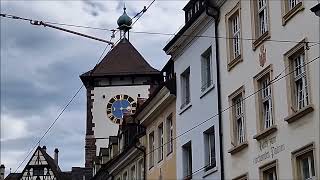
[228,141,248,155]
[284,104,314,123]
[179,103,192,115]
[200,84,215,99]
[202,166,218,178]
[282,2,304,26]
[253,125,277,141]
[228,55,243,71]
[253,31,271,50]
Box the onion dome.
[117,7,132,29]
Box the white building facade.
[213,0,320,179]
[164,1,222,179]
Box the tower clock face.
[106,94,137,124]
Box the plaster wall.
[91,85,150,155]
[145,100,177,180]
[217,0,319,179]
[174,20,221,179]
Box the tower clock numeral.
[124,95,129,100]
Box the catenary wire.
[1,13,319,45]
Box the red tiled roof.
[82,38,159,78]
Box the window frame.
[253,65,278,140]
[225,2,243,71]
[130,165,136,180]
[201,47,213,92]
[284,39,313,123]
[166,114,174,156]
[180,67,191,109]
[158,123,164,162]
[259,160,279,180]
[228,86,248,152]
[122,171,128,180]
[148,131,155,169]
[292,143,317,180]
[250,0,271,50]
[182,141,192,179]
[203,126,216,171]
[137,158,144,180]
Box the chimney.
[42,146,47,152]
[54,148,59,165]
[0,164,5,180]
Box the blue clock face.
[106,94,137,124]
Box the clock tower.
[80,8,162,168]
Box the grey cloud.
[82,0,106,17]
[1,0,187,176]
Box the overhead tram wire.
[0,13,114,45]
[131,0,156,26]
[1,13,319,45]
[144,55,320,159]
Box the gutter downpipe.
[134,144,146,180]
[206,2,224,180]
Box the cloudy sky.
[0,0,187,176]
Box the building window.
[158,123,164,162]
[149,132,155,169]
[182,141,192,179]
[235,95,245,144]
[226,2,242,70]
[137,158,144,180]
[293,53,309,110]
[204,126,216,170]
[201,47,213,92]
[166,114,174,155]
[260,76,273,129]
[254,66,274,132]
[282,0,303,25]
[259,160,278,180]
[33,167,44,176]
[251,0,270,49]
[229,86,246,146]
[130,165,136,180]
[258,0,268,35]
[288,0,301,10]
[284,40,311,119]
[122,171,128,180]
[195,1,200,13]
[292,143,317,180]
[187,10,193,21]
[181,67,191,109]
[231,13,240,59]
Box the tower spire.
[117,4,132,40]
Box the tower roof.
[80,38,159,80]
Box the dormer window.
[195,1,200,13]
[187,10,193,21]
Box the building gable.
[19,147,59,180]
